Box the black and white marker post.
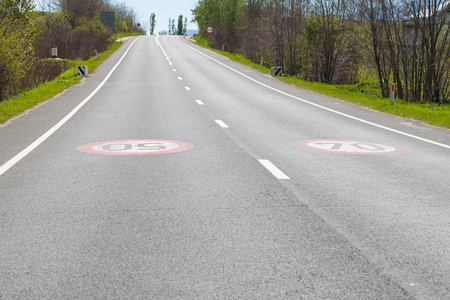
[77,65,88,77]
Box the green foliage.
[80,18,108,36]
[0,0,144,102]
[0,42,123,124]
[193,35,449,128]
[192,0,245,50]
[149,13,156,35]
[279,77,450,128]
[177,15,184,35]
[0,0,36,101]
[35,11,70,38]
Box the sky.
[120,0,199,34]
[35,0,200,35]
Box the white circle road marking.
[295,140,412,155]
[76,139,194,156]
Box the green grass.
[0,42,123,124]
[193,36,450,129]
[112,32,144,41]
[280,78,450,128]
[194,36,271,75]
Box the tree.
[0,0,36,101]
[312,0,350,84]
[168,17,176,35]
[177,15,184,35]
[150,12,156,35]
[354,0,450,103]
[403,0,450,103]
[192,0,245,50]
[50,0,103,28]
[240,0,267,64]
[184,17,188,35]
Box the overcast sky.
[35,0,200,34]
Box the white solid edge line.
[0,38,140,177]
[258,159,290,180]
[177,37,450,150]
[215,120,229,128]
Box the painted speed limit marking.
[295,140,411,155]
[76,139,194,156]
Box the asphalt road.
[1,36,449,299]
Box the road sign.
[76,139,194,156]
[77,66,88,77]
[294,140,412,155]
[206,26,213,34]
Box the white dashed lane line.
[158,37,291,182]
[258,159,290,180]
[215,120,229,128]
[177,37,450,150]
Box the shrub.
[20,59,72,91]
[34,26,111,60]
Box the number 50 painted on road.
[77,139,194,156]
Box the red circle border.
[76,139,194,156]
[294,139,412,155]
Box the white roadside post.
[390,83,395,105]
[51,45,58,59]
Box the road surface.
[1,36,449,299]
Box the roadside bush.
[0,0,36,101]
[34,26,111,60]
[20,59,72,91]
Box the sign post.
[206,26,213,47]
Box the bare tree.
[51,0,104,28]
[404,0,450,103]
[313,0,349,84]
[354,0,392,97]
[240,0,266,63]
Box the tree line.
[149,13,188,36]
[192,0,450,104]
[0,0,144,102]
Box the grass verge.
[192,36,450,129]
[0,41,123,124]
[112,32,144,41]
